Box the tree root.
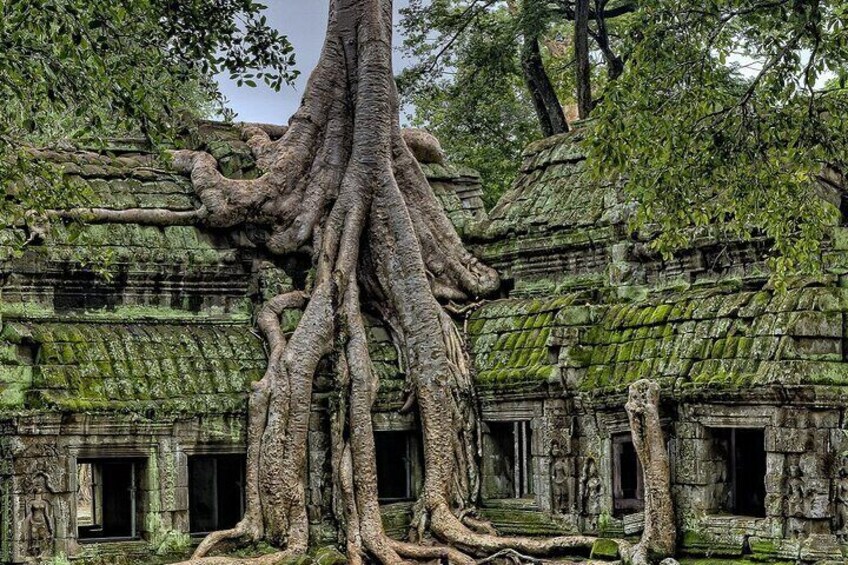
[47,206,208,225]
[390,539,476,565]
[189,526,252,562]
[429,503,608,558]
[169,550,294,565]
[475,549,542,565]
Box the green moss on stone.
[590,538,620,560]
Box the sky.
[216,0,413,125]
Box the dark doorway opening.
[76,459,142,541]
[189,454,246,534]
[612,433,644,516]
[483,420,533,499]
[712,427,767,517]
[375,431,420,502]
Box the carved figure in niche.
[786,463,805,518]
[835,456,848,536]
[580,457,602,516]
[24,472,55,560]
[550,440,570,512]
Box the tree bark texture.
[51,1,675,563]
[520,0,569,137]
[625,380,677,565]
[574,0,593,119]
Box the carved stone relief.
[580,457,602,521]
[549,414,575,515]
[785,460,805,518]
[23,473,55,561]
[550,441,570,513]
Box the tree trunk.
[625,380,676,565]
[574,0,592,119]
[520,0,569,137]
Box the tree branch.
[553,0,636,21]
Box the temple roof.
[465,125,848,397]
[466,282,848,396]
[0,321,264,412]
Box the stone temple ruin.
[2,123,848,564]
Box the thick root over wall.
[54,0,676,563]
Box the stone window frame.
[69,447,150,544]
[687,404,778,536]
[479,401,546,509]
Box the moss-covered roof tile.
[550,286,848,393]
[0,321,266,412]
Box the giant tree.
[45,0,674,564]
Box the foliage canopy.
[401,0,848,273]
[586,0,848,273]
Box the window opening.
[485,420,534,499]
[375,431,419,502]
[710,427,766,517]
[189,454,246,534]
[76,459,141,541]
[612,433,644,516]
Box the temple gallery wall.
[2,124,848,563]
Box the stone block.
[772,537,802,560]
[673,439,712,485]
[175,450,188,487]
[172,509,189,532]
[782,336,841,361]
[681,526,745,556]
[170,486,188,512]
[799,533,843,561]
[809,410,841,429]
[674,421,705,440]
[799,450,828,478]
[767,427,812,453]
[555,306,594,326]
[789,311,842,338]
[590,538,619,560]
[764,492,784,517]
[776,407,810,428]
[748,536,780,560]
[802,479,832,518]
